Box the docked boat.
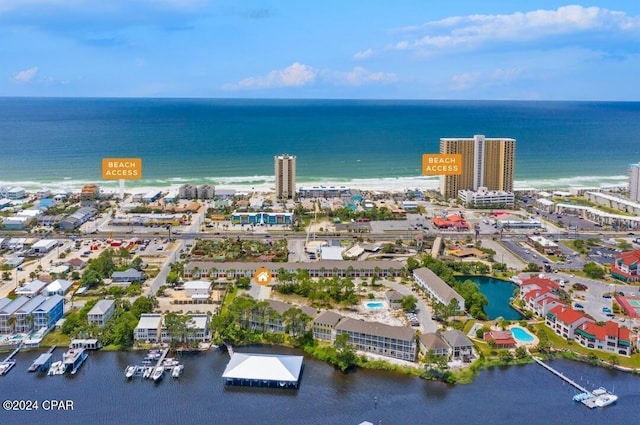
[143,366,153,379]
[125,365,137,379]
[48,361,66,376]
[0,361,16,376]
[592,387,618,407]
[63,348,88,375]
[152,366,164,382]
[171,364,184,378]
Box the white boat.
[48,361,66,376]
[125,365,136,379]
[171,364,184,378]
[152,366,164,382]
[143,366,153,379]
[592,387,618,407]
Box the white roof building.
[32,239,58,253]
[43,279,73,297]
[15,280,48,297]
[222,353,303,387]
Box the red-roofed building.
[545,305,592,340]
[574,321,633,356]
[611,249,640,282]
[519,278,562,317]
[484,330,516,349]
[431,215,470,231]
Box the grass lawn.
[532,323,640,369]
[40,330,71,348]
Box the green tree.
[333,333,358,372]
[583,262,605,279]
[400,295,418,312]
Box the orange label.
[422,154,462,176]
[102,158,142,180]
[253,267,273,286]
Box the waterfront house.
[545,305,592,340]
[574,321,633,356]
[334,318,417,362]
[14,295,45,333]
[440,330,474,361]
[312,311,343,341]
[186,314,211,342]
[134,314,163,343]
[483,330,517,349]
[249,299,315,334]
[418,333,450,357]
[42,279,73,297]
[87,299,116,327]
[32,295,64,330]
[0,296,30,334]
[15,279,48,298]
[413,268,465,312]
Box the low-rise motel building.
[183,260,404,280]
[519,277,634,356]
[134,313,211,343]
[611,249,640,283]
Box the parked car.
[574,303,584,309]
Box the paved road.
[383,279,438,334]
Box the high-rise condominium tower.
[439,135,515,200]
[274,154,296,199]
[629,162,640,202]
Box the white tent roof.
[222,353,303,383]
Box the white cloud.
[353,48,373,61]
[13,67,39,83]
[449,72,479,91]
[340,67,396,86]
[223,62,317,90]
[391,5,640,53]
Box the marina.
[28,346,56,373]
[124,348,185,383]
[533,357,617,408]
[0,344,22,376]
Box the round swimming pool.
[365,301,385,309]
[511,326,535,343]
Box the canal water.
[1,346,637,425]
[459,275,524,320]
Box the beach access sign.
[102,158,142,179]
[422,154,462,176]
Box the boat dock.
[125,348,183,382]
[0,344,22,376]
[28,346,56,373]
[533,357,610,409]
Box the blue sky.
[1,1,639,99]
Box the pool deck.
[508,325,539,346]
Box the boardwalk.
[533,357,589,394]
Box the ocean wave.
[514,175,629,189]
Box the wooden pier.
[0,344,23,376]
[533,357,590,393]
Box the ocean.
[1,347,638,425]
[1,98,639,193]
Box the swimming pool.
[365,301,385,309]
[511,326,535,343]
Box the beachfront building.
[178,184,197,200]
[275,154,296,199]
[413,267,465,313]
[87,300,116,327]
[7,187,27,200]
[611,250,640,282]
[583,191,640,218]
[230,211,294,225]
[458,187,515,208]
[629,162,640,202]
[298,186,351,199]
[198,184,215,200]
[335,317,417,361]
[439,135,515,200]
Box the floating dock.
[125,348,182,382]
[0,344,22,376]
[533,357,615,408]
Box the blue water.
[1,98,639,190]
[458,276,523,320]
[511,326,535,343]
[365,301,385,309]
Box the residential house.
[0,296,30,334]
[385,290,405,309]
[111,268,145,284]
[42,279,73,297]
[32,295,64,330]
[15,280,48,298]
[64,258,87,271]
[418,333,450,357]
[134,314,164,342]
[87,299,116,327]
[334,317,417,362]
[183,280,212,303]
[14,295,45,333]
[186,314,211,342]
[484,330,517,349]
[440,330,474,361]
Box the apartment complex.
[274,154,296,199]
[629,162,640,202]
[439,135,515,200]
